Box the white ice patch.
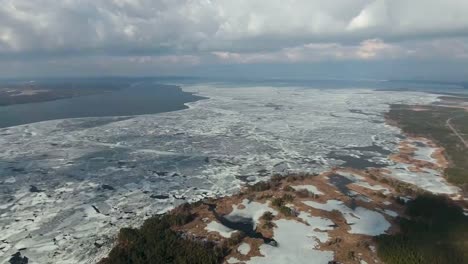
[401,197,412,203]
[336,170,391,195]
[353,182,391,195]
[355,195,373,203]
[385,165,459,194]
[3,177,16,184]
[297,212,334,243]
[205,221,236,238]
[227,257,242,264]
[335,171,366,181]
[383,209,398,217]
[303,200,390,236]
[237,242,251,255]
[383,138,459,195]
[406,139,438,164]
[291,185,324,195]
[413,146,437,164]
[247,219,334,264]
[226,199,277,229]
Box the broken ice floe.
[0,85,444,263]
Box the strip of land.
[386,98,468,194]
[0,81,125,106]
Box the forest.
[376,194,468,264]
[99,204,226,264]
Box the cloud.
[347,0,389,31]
[211,38,440,64]
[0,0,468,79]
[128,55,200,65]
[1,0,468,58]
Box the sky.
[1,0,468,81]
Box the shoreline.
[1,87,460,264]
[0,83,203,129]
[100,102,467,263]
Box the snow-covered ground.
[297,212,334,243]
[335,170,391,195]
[0,84,450,263]
[303,200,391,236]
[237,243,251,255]
[225,199,277,229]
[407,139,438,164]
[248,219,335,264]
[385,164,458,194]
[205,221,236,238]
[291,185,324,195]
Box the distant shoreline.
[0,82,204,128]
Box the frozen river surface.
[0,85,447,263]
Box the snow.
[385,164,459,194]
[355,195,373,203]
[226,199,277,229]
[400,197,412,203]
[335,170,391,195]
[303,200,390,236]
[354,182,391,195]
[227,257,241,264]
[335,171,366,181]
[383,209,398,217]
[382,138,459,195]
[413,146,437,163]
[4,177,16,184]
[237,243,251,255]
[406,139,438,164]
[247,219,334,264]
[297,212,334,243]
[0,84,442,263]
[205,221,236,238]
[291,185,324,195]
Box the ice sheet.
[0,85,442,263]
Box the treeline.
[376,194,468,264]
[99,204,226,264]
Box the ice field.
[0,84,453,263]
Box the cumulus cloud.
[1,0,468,57]
[211,37,468,64]
[0,0,468,79]
[347,0,389,31]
